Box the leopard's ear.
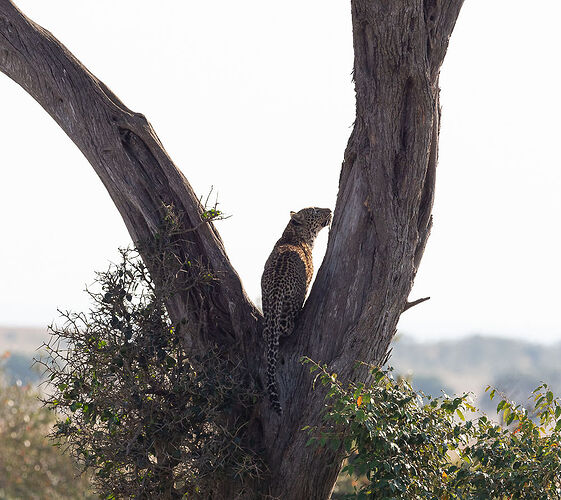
[290,211,304,225]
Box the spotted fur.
[261,207,332,414]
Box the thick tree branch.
[435,0,466,43]
[0,0,261,351]
[425,0,466,73]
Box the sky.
[0,0,560,343]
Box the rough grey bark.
[0,0,260,356]
[0,0,464,498]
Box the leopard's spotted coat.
[261,207,332,414]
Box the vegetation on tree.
[37,210,262,499]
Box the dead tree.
[0,0,464,498]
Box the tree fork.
[0,0,464,498]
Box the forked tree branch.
[0,1,466,497]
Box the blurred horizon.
[3,326,560,417]
[2,323,561,351]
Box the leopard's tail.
[265,328,283,415]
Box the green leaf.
[536,396,545,407]
[503,407,510,423]
[506,412,516,426]
[70,401,82,412]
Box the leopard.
[261,207,332,414]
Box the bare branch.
[403,296,431,312]
[0,0,260,349]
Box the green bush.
[305,358,561,499]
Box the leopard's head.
[285,207,332,245]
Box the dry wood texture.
[0,0,464,497]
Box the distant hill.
[0,326,49,384]
[1,325,561,411]
[389,334,561,411]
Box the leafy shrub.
[305,358,561,499]
[455,384,561,499]
[37,208,261,499]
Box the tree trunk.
[0,0,464,498]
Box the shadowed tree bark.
[0,0,464,498]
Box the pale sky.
[1,1,560,343]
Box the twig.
[403,296,430,312]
